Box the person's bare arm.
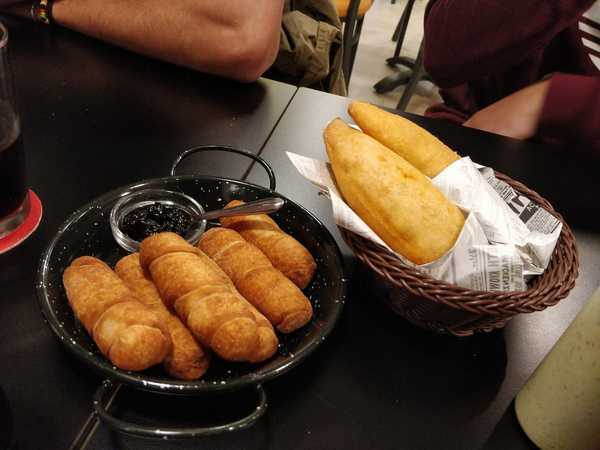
[463,74,600,153]
[4,0,283,82]
[463,80,550,139]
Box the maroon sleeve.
[537,73,600,152]
[423,0,596,88]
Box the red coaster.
[0,190,43,255]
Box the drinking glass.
[0,21,28,239]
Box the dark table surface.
[87,91,600,450]
[240,88,600,450]
[3,15,600,450]
[0,18,296,450]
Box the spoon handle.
[199,198,285,221]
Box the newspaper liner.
[287,152,562,292]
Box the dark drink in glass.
[0,22,28,239]
[0,109,25,216]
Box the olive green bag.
[267,0,347,95]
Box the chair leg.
[392,0,416,43]
[375,0,419,95]
[396,39,426,111]
[373,70,413,94]
[347,17,365,83]
[342,0,361,89]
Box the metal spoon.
[198,197,285,221]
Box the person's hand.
[463,79,550,140]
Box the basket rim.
[339,170,580,317]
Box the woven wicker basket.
[340,172,579,336]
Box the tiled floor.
[348,0,441,115]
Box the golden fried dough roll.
[245,304,280,362]
[62,256,171,371]
[193,244,279,361]
[324,118,465,265]
[140,232,278,363]
[115,253,210,380]
[348,101,460,178]
[220,200,316,289]
[138,232,198,271]
[198,228,313,333]
[70,256,111,269]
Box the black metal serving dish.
[35,147,347,438]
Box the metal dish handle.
[93,380,268,439]
[170,145,277,191]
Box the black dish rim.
[36,174,347,396]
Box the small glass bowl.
[109,188,206,252]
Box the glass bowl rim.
[109,187,206,252]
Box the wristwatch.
[30,0,54,25]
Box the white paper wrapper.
[435,158,562,276]
[287,152,561,292]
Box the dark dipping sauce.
[121,202,193,242]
